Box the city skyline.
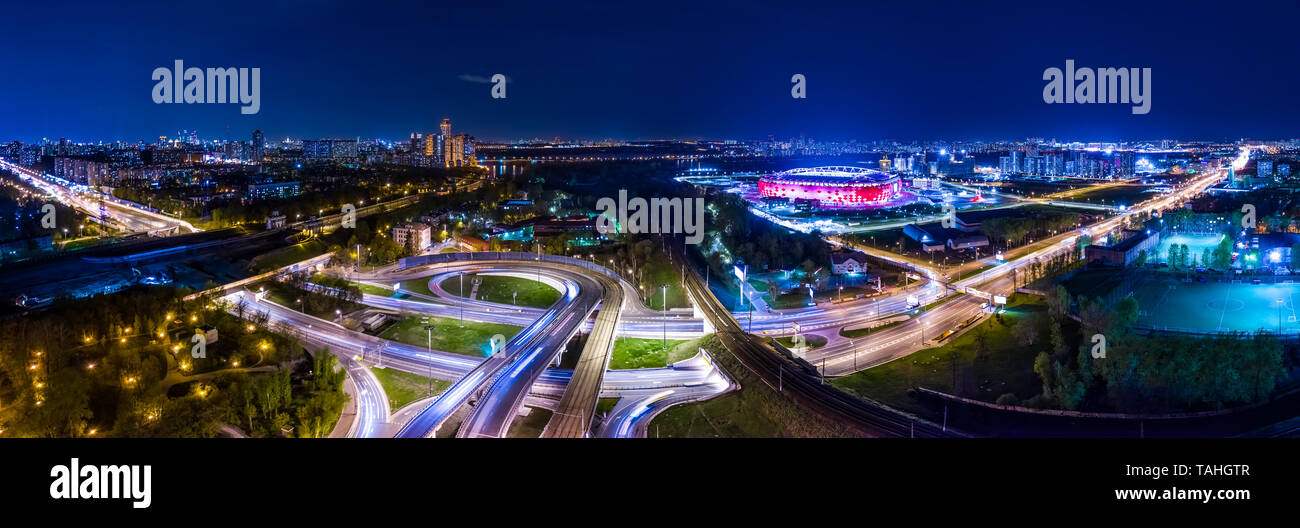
[3,1,1300,143]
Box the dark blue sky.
[2,0,1297,143]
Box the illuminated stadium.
[757,166,902,208]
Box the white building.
[267,211,287,230]
[392,222,432,251]
[831,251,867,275]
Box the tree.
[995,393,1020,406]
[1212,236,1234,269]
[1046,285,1071,322]
[27,369,93,437]
[1012,312,1039,347]
[974,326,990,359]
[1033,351,1056,402]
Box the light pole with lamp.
[661,285,668,352]
[424,323,436,394]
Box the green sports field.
[1132,275,1300,334]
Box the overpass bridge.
[391,252,619,438]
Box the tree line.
[1022,287,1286,413]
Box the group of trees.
[0,286,330,437]
[1139,237,1234,270]
[1011,245,1086,288]
[704,193,832,275]
[219,351,346,438]
[1165,243,1192,269]
[0,184,93,245]
[1022,286,1286,413]
[326,217,411,268]
[603,237,689,309]
[276,272,363,317]
[980,211,1083,247]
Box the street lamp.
[851,338,858,370]
[661,285,668,351]
[424,324,436,394]
[1279,298,1285,335]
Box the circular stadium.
[757,166,901,208]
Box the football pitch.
[1133,276,1300,334]
[1153,233,1225,264]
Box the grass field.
[1067,184,1157,207]
[397,275,440,298]
[379,316,523,357]
[370,367,451,410]
[839,320,905,338]
[258,281,367,320]
[609,337,695,369]
[506,407,553,438]
[831,297,1050,416]
[648,335,854,437]
[349,281,397,297]
[249,239,327,273]
[1132,276,1299,333]
[440,274,561,309]
[60,236,113,252]
[1153,233,1225,264]
[596,398,619,416]
[771,334,828,349]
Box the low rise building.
[1085,230,1160,267]
[831,251,868,275]
[267,211,287,230]
[392,222,432,251]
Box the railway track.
[674,244,961,438]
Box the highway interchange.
[8,148,1247,437]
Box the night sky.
[2,0,1297,143]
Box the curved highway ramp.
[540,272,624,438]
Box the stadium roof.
[763,166,895,185]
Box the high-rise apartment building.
[252,130,265,162]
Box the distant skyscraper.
[252,130,265,162]
[302,139,327,159]
[1258,160,1273,179]
[441,119,455,166]
[1009,150,1023,174]
[331,139,358,161]
[1118,151,1136,178]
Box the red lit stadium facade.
[757,166,901,207]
